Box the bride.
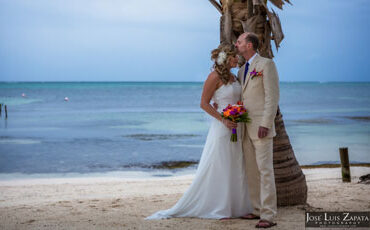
[145,44,253,220]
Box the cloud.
[4,0,218,29]
[1,0,369,82]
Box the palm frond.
[208,0,222,14]
[267,0,292,10]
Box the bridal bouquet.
[221,101,250,142]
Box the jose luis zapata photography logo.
[306,212,370,228]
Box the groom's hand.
[258,126,269,138]
[212,102,219,110]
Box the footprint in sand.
[22,220,36,224]
[71,211,82,215]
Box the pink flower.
[250,68,263,79]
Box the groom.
[236,32,279,228]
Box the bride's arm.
[200,72,237,130]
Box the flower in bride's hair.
[216,51,227,65]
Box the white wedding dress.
[146,78,253,220]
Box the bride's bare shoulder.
[207,71,219,79]
[204,71,220,84]
[204,71,223,89]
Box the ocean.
[0,82,369,178]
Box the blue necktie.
[243,62,250,83]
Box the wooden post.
[4,105,7,119]
[339,147,351,182]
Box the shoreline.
[0,166,369,229]
[0,169,196,185]
[300,163,370,168]
[0,166,369,186]
[0,163,369,183]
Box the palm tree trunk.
[213,0,307,206]
[273,108,307,205]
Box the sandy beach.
[0,167,369,230]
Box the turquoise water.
[0,82,369,175]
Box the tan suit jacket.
[237,54,280,140]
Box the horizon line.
[1,80,370,84]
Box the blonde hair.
[211,44,237,85]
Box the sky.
[0,0,369,82]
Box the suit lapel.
[243,54,260,92]
[240,64,246,85]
